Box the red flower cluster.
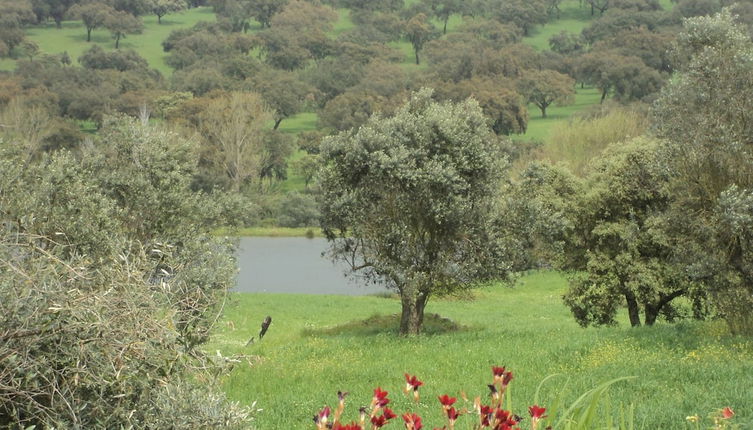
[314,368,549,430]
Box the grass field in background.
[0,7,216,75]
[210,270,753,429]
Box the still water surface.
[234,237,387,295]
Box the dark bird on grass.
[245,316,273,346]
[259,315,272,339]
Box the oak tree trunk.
[625,291,641,327]
[399,292,428,335]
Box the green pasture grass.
[215,226,322,237]
[521,86,602,142]
[332,8,355,36]
[278,112,319,135]
[279,149,308,193]
[2,7,215,76]
[524,0,595,51]
[210,270,753,429]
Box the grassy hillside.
[0,7,216,75]
[210,271,752,429]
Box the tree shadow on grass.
[302,313,470,337]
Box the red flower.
[447,407,461,424]
[403,412,423,430]
[333,423,362,430]
[529,405,547,420]
[372,387,390,408]
[314,406,331,427]
[438,394,457,408]
[405,373,424,391]
[371,415,388,428]
[492,366,506,378]
[383,407,397,420]
[722,407,734,419]
[491,366,514,387]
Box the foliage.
[653,10,753,335]
[561,138,707,327]
[517,69,575,118]
[318,89,512,335]
[193,91,273,192]
[0,117,251,428]
[104,10,144,49]
[276,191,321,227]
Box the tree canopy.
[319,89,513,335]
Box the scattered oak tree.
[104,10,143,49]
[517,69,575,118]
[319,89,513,335]
[67,1,116,42]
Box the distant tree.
[78,45,151,72]
[458,17,522,45]
[112,0,152,15]
[586,0,610,15]
[593,27,674,72]
[494,0,548,36]
[340,0,403,12]
[67,2,115,42]
[197,91,273,191]
[548,30,584,54]
[517,69,575,118]
[249,0,288,28]
[0,0,35,56]
[581,9,660,43]
[104,10,143,49]
[318,89,389,131]
[577,51,662,103]
[20,40,39,61]
[547,0,564,18]
[149,0,187,23]
[292,153,319,188]
[422,0,464,34]
[211,0,253,31]
[258,129,295,185]
[271,0,337,31]
[319,89,512,335]
[246,67,313,129]
[34,0,76,28]
[433,77,528,135]
[404,13,436,65]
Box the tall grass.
[539,107,649,175]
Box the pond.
[234,237,388,295]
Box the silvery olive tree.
[319,89,513,335]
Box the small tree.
[104,10,143,49]
[150,0,187,23]
[67,2,115,42]
[404,13,436,65]
[517,69,575,118]
[319,89,512,335]
[197,91,273,192]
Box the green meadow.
[0,7,217,75]
[210,271,753,429]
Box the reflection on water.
[234,237,388,295]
